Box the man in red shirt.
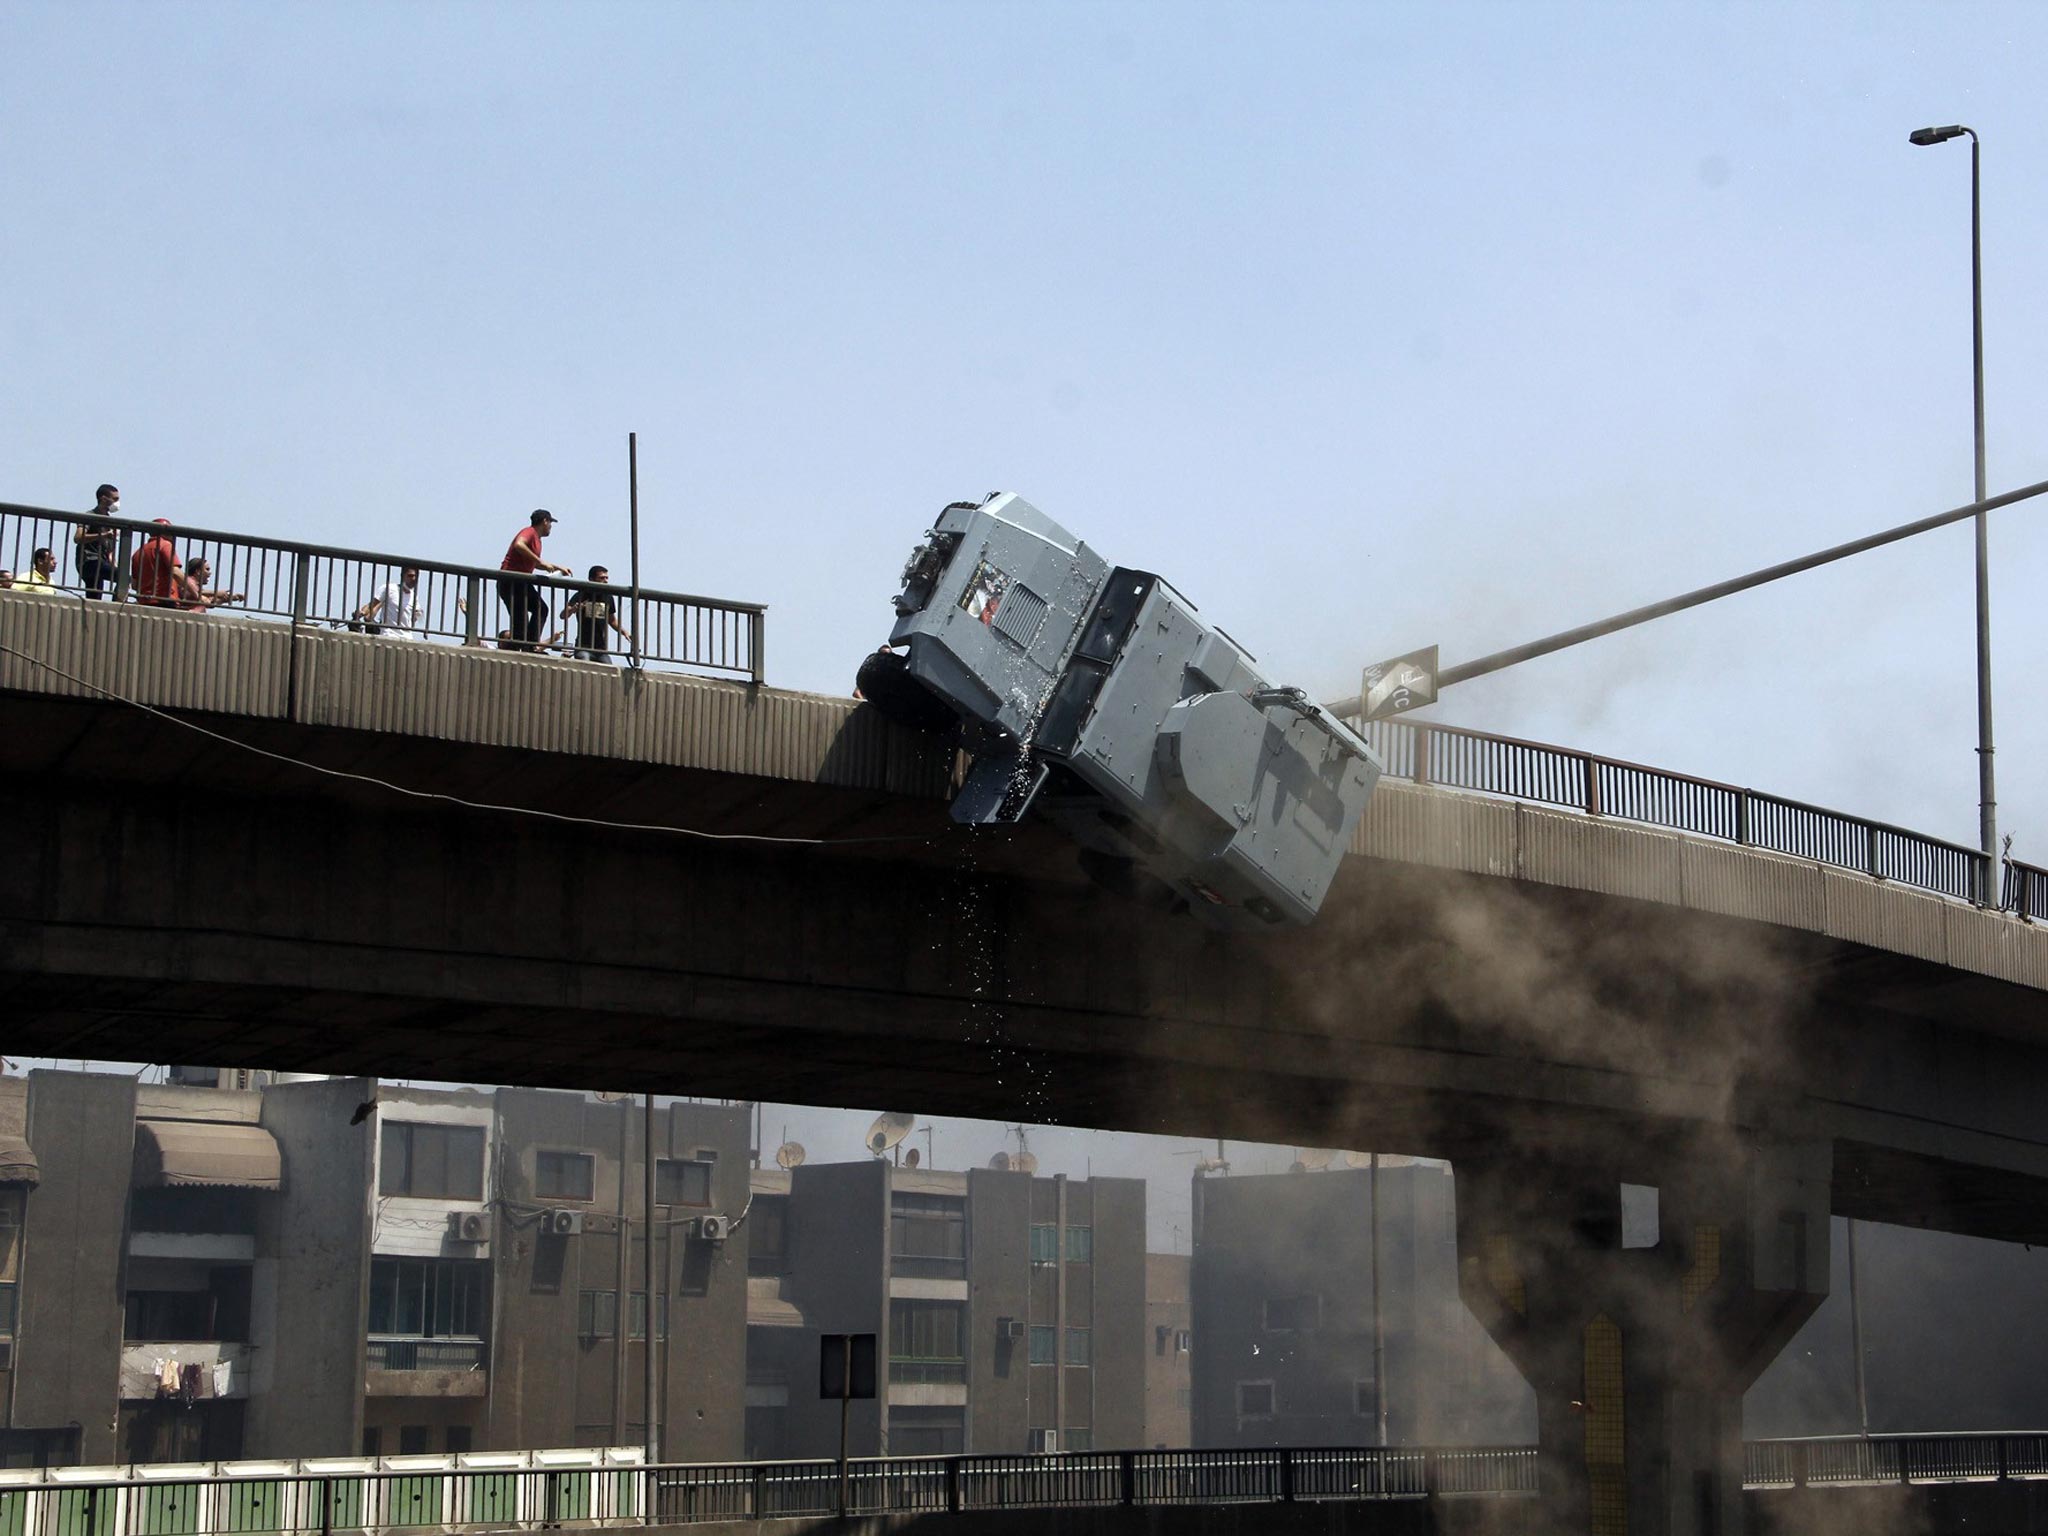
[497,509,571,651]
[131,519,179,606]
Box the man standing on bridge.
[498,509,571,652]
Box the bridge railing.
[1745,1432,2048,1489]
[0,503,765,682]
[2006,857,2048,922]
[1351,714,1997,906]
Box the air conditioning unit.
[695,1214,731,1243]
[997,1318,1026,1342]
[548,1210,584,1237]
[1031,1430,1059,1455]
[447,1210,487,1243]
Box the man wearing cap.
[497,509,571,652]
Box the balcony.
[119,1341,250,1401]
[365,1336,488,1397]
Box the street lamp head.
[1910,125,1969,146]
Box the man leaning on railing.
[357,565,425,639]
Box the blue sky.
[9,3,2048,1240]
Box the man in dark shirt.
[75,483,120,597]
[559,565,633,663]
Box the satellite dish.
[1341,1151,1374,1169]
[989,1151,1012,1171]
[1013,1152,1039,1175]
[904,1147,922,1170]
[593,1091,627,1103]
[776,1142,807,1170]
[1296,1149,1334,1171]
[866,1112,916,1156]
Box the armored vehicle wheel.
[856,648,958,733]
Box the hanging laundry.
[158,1357,181,1397]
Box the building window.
[446,1427,473,1456]
[579,1290,667,1341]
[747,1195,789,1275]
[578,1290,618,1340]
[535,1151,594,1202]
[379,1122,486,1201]
[888,1300,965,1383]
[125,1267,252,1343]
[1177,1329,1192,1354]
[1027,1325,1055,1365]
[1064,1226,1092,1264]
[1354,1380,1376,1416]
[1263,1294,1321,1333]
[890,1193,966,1278]
[655,1158,712,1208]
[1065,1327,1091,1367]
[1064,1428,1092,1453]
[399,1426,431,1456]
[888,1406,966,1456]
[1237,1381,1275,1419]
[0,1189,21,1338]
[368,1258,488,1338]
[1029,1224,1058,1264]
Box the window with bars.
[1064,1226,1092,1263]
[1029,1224,1058,1264]
[1028,1325,1055,1365]
[890,1193,966,1277]
[378,1122,486,1201]
[535,1150,594,1202]
[889,1299,965,1382]
[578,1290,668,1340]
[368,1258,488,1338]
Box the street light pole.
[1910,123,1995,894]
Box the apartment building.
[0,1070,749,1467]
[1189,1161,1532,1449]
[741,1159,1147,1459]
[1143,1254,1191,1449]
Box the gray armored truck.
[858,494,1381,929]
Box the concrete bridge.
[6,592,2048,1536]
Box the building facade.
[0,1071,750,1467]
[1189,1161,1532,1449]
[1143,1254,1191,1449]
[742,1161,1148,1459]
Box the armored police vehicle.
[857,494,1381,929]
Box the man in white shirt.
[360,566,425,638]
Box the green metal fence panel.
[132,1484,200,1536]
[51,1488,116,1536]
[464,1475,519,1526]
[0,1489,27,1536]
[219,1481,283,1534]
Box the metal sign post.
[820,1333,876,1517]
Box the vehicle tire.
[855,649,958,733]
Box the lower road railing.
[0,503,764,683]
[5,1437,2044,1533]
[1351,714,2003,907]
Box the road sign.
[1359,645,1439,721]
[820,1333,877,1400]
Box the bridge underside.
[4,689,2048,1245]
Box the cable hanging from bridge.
[0,633,954,853]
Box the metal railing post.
[113,529,133,602]
[1118,1452,1135,1507]
[750,1464,766,1520]
[1866,824,1882,880]
[1735,788,1751,845]
[947,1458,962,1514]
[464,575,482,645]
[749,609,766,685]
[1412,723,1432,786]
[319,1476,332,1536]
[1583,754,1602,816]
[1278,1448,1294,1504]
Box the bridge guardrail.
[2006,858,2048,922]
[7,1436,2046,1533]
[0,503,764,683]
[1350,714,1999,907]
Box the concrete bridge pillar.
[1453,1135,1831,1536]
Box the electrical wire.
[0,631,951,851]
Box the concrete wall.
[1144,1255,1191,1449]
[12,1071,136,1462]
[965,1168,1031,1453]
[783,1161,888,1457]
[250,1076,376,1458]
[1090,1178,1147,1453]
[489,1091,748,1461]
